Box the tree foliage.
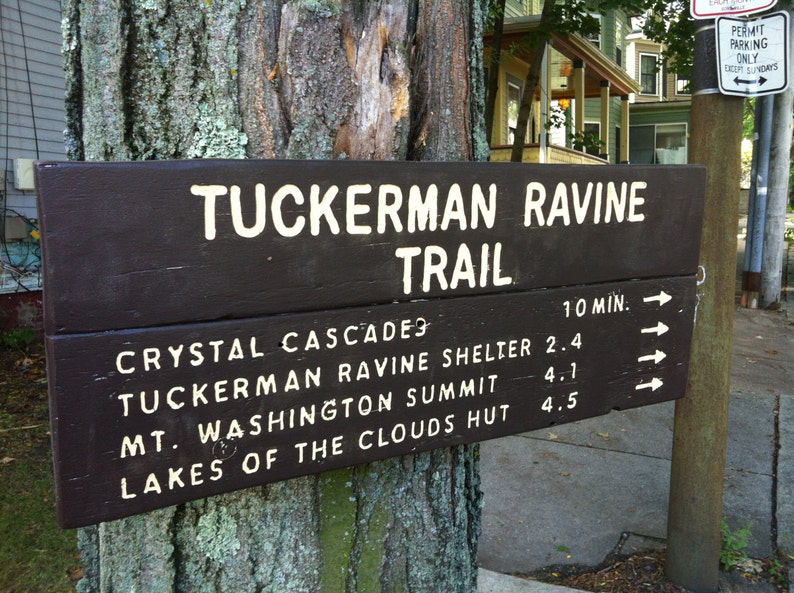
[640,0,694,76]
[640,0,794,78]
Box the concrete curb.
[777,393,794,554]
[478,569,588,593]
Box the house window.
[655,123,687,163]
[676,75,690,95]
[629,123,687,164]
[615,125,622,161]
[547,100,568,147]
[507,78,522,144]
[639,54,659,95]
[582,122,602,156]
[505,75,535,144]
[584,13,601,48]
[615,22,623,67]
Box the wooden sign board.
[36,160,706,527]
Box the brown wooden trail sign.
[35,160,705,528]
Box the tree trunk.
[484,0,506,146]
[65,1,487,591]
[509,0,554,162]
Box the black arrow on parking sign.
[734,75,768,86]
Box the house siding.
[585,96,623,161]
[1,0,66,222]
[1,0,63,297]
[505,0,526,18]
[631,105,691,127]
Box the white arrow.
[641,322,669,336]
[638,350,667,364]
[636,377,664,392]
[643,291,672,306]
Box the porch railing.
[489,144,607,165]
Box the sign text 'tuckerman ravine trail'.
[36,160,705,527]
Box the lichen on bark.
[64,0,249,160]
[195,504,241,563]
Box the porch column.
[573,59,585,140]
[539,43,549,163]
[600,80,610,160]
[620,95,630,162]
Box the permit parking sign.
[716,11,790,97]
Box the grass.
[0,338,81,592]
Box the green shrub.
[720,519,752,571]
[0,327,38,350]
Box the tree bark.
[65,1,487,591]
[484,0,506,146]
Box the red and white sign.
[691,0,777,19]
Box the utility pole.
[761,6,794,308]
[665,18,744,593]
[743,95,775,308]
